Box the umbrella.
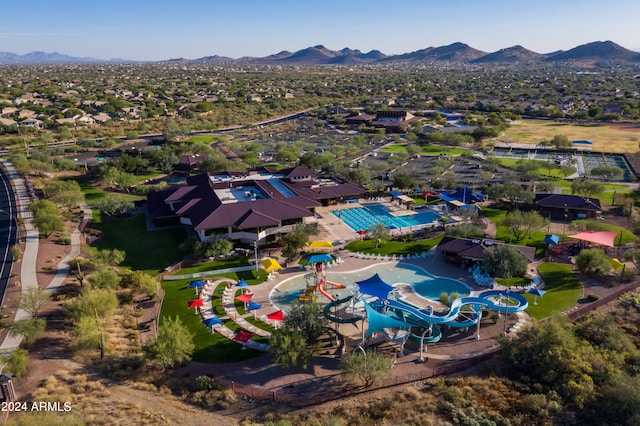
[261,258,282,272]
[358,230,366,235]
[237,279,249,288]
[305,253,333,264]
[527,287,546,305]
[233,331,254,349]
[267,309,284,321]
[189,279,204,294]
[203,316,222,332]
[308,241,333,249]
[247,302,262,312]
[187,298,203,313]
[236,293,254,304]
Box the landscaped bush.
[586,294,599,302]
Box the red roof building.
[148,169,366,244]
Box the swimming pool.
[270,262,471,311]
[333,203,439,232]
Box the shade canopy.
[364,300,411,338]
[308,241,333,249]
[262,258,283,272]
[543,234,560,246]
[233,331,253,344]
[267,309,285,321]
[358,230,367,235]
[355,273,395,300]
[187,299,203,308]
[203,316,223,327]
[237,279,249,288]
[424,192,435,197]
[247,302,262,311]
[568,231,619,248]
[305,253,333,264]
[236,293,254,304]
[527,288,546,297]
[188,280,204,288]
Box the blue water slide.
[385,289,528,327]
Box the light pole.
[254,239,259,277]
[334,295,340,346]
[503,286,510,334]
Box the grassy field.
[381,144,470,156]
[160,279,264,363]
[91,214,187,274]
[184,135,220,143]
[346,235,443,256]
[526,262,583,319]
[504,120,640,153]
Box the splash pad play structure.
[275,263,529,359]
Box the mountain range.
[2,41,639,66]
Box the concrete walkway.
[0,161,39,352]
[0,160,91,352]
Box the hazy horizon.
[2,0,639,61]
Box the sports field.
[503,120,640,154]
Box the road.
[0,166,17,308]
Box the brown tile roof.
[436,236,536,262]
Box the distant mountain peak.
[1,40,638,65]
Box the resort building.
[148,166,366,244]
[436,236,536,268]
[534,193,601,219]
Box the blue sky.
[2,0,639,60]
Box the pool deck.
[247,249,530,362]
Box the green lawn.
[184,135,220,143]
[420,146,470,156]
[525,262,582,320]
[91,214,187,274]
[559,184,633,205]
[74,178,108,204]
[381,144,408,153]
[177,258,252,275]
[346,235,443,256]
[160,279,263,363]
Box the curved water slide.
[323,295,364,324]
[386,289,528,328]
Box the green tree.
[549,134,572,149]
[2,348,28,378]
[87,267,121,290]
[482,245,529,283]
[589,166,624,181]
[122,270,158,298]
[205,238,233,259]
[340,350,394,388]
[623,248,640,273]
[282,301,328,344]
[270,328,310,368]
[280,223,320,259]
[19,287,51,318]
[63,289,119,321]
[392,171,416,190]
[33,214,65,238]
[575,248,611,275]
[71,316,105,351]
[503,210,548,242]
[9,318,46,347]
[91,248,126,267]
[93,196,135,217]
[146,316,194,369]
[571,180,604,197]
[368,222,390,248]
[501,317,599,408]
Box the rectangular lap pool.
[333,203,439,232]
